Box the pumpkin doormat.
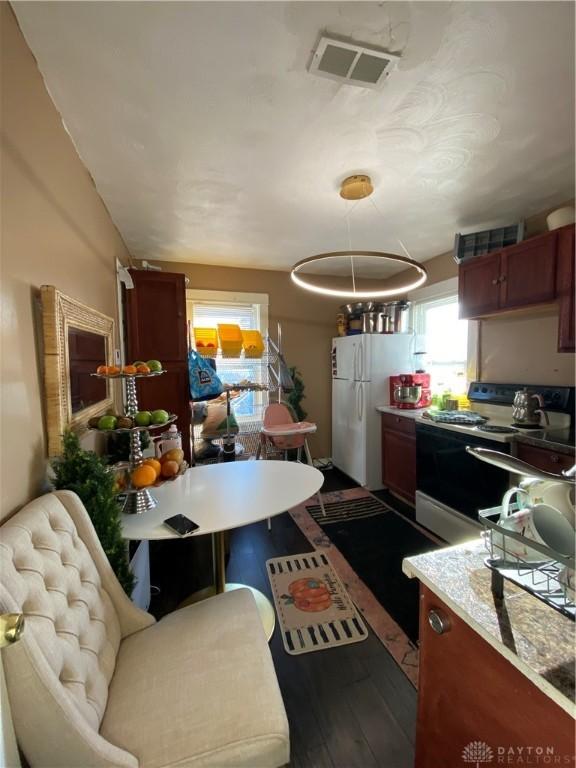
[266,552,368,655]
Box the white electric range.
[414,382,574,543]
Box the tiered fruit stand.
[91,370,177,514]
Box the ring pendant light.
[290,175,428,298]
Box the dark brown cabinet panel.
[499,230,557,309]
[133,364,191,462]
[381,415,416,503]
[415,585,574,768]
[458,228,569,323]
[124,270,191,462]
[458,252,501,318]
[125,270,188,362]
[381,412,416,437]
[557,224,575,352]
[516,442,574,474]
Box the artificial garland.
[51,430,134,595]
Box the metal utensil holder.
[479,505,575,620]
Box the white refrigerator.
[331,334,413,490]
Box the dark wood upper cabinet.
[458,251,501,319]
[124,269,191,462]
[125,270,188,362]
[458,225,575,352]
[499,230,557,309]
[557,224,575,352]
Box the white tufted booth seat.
[0,491,289,768]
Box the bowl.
[546,206,575,231]
[531,503,575,557]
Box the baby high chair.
[257,402,326,517]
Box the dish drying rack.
[479,504,575,620]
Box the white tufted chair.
[0,490,289,768]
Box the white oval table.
[122,460,324,638]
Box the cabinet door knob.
[550,454,560,463]
[492,278,498,285]
[428,609,451,635]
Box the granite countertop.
[403,539,575,717]
[515,428,575,456]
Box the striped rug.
[306,495,388,524]
[266,552,368,655]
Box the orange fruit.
[122,364,137,375]
[131,464,157,488]
[142,458,161,479]
[161,460,179,479]
[107,365,121,376]
[96,364,109,375]
[161,448,184,465]
[136,364,151,375]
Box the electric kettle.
[512,388,549,427]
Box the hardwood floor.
[227,510,417,768]
[150,468,418,768]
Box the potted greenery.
[51,430,134,595]
[287,366,307,421]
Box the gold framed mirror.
[41,285,115,455]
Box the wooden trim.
[41,286,115,456]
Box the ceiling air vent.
[308,36,400,90]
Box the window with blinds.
[191,301,260,330]
[187,292,268,419]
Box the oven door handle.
[466,446,575,484]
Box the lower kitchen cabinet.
[516,442,575,473]
[415,585,574,767]
[381,413,416,503]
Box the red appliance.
[389,373,432,410]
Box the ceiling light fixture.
[290,175,427,299]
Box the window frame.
[186,289,270,422]
[408,276,478,387]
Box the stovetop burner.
[476,425,519,434]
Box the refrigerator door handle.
[352,343,358,381]
[357,382,364,421]
[357,343,364,381]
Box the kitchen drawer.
[516,442,575,474]
[381,412,416,436]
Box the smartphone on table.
[163,514,200,537]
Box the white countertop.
[376,405,427,419]
[403,540,575,717]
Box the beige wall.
[156,260,342,457]
[1,5,130,522]
[479,308,574,384]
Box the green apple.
[146,359,163,372]
[134,411,152,427]
[98,415,118,431]
[150,409,169,425]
